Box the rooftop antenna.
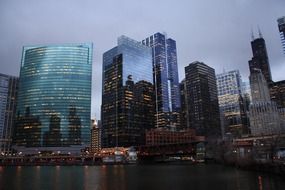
[258,25,263,38]
[251,27,255,41]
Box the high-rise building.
[241,81,252,114]
[184,61,221,138]
[13,44,93,154]
[270,80,285,109]
[249,69,282,136]
[0,73,18,154]
[277,16,285,55]
[248,31,272,84]
[179,79,189,129]
[216,70,249,138]
[241,81,252,102]
[101,36,154,148]
[90,119,101,153]
[142,33,181,128]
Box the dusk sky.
[0,0,284,118]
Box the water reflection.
[33,166,41,189]
[54,166,60,190]
[0,164,285,190]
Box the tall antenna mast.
[251,28,255,41]
[258,25,263,38]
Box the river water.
[0,164,284,190]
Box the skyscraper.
[90,119,101,153]
[270,80,285,109]
[248,31,272,84]
[184,61,221,138]
[142,33,181,128]
[179,79,189,129]
[0,73,18,154]
[249,69,282,136]
[277,16,285,55]
[13,44,93,154]
[216,70,249,138]
[101,36,154,148]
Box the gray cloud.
[0,0,284,119]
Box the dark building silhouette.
[102,54,123,147]
[133,80,155,144]
[43,115,62,147]
[248,31,272,84]
[179,79,189,129]
[184,61,221,139]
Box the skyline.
[0,0,285,118]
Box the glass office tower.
[13,44,93,154]
[142,33,181,128]
[0,73,18,154]
[102,36,154,148]
[216,70,249,138]
[185,61,221,139]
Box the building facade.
[179,79,189,129]
[0,73,18,154]
[142,33,181,129]
[270,80,285,109]
[184,61,221,139]
[13,44,93,154]
[241,81,252,102]
[249,69,282,136]
[277,16,285,55]
[145,128,202,146]
[248,31,272,84]
[216,70,249,138]
[101,36,154,148]
[90,119,101,153]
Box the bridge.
[0,141,206,165]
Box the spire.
[251,28,255,41]
[258,25,263,38]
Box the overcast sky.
[0,0,284,119]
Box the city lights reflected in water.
[0,164,284,190]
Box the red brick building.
[145,128,205,146]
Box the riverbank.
[2,155,285,177]
[214,157,285,176]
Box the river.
[0,164,284,190]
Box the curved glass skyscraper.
[14,44,93,154]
